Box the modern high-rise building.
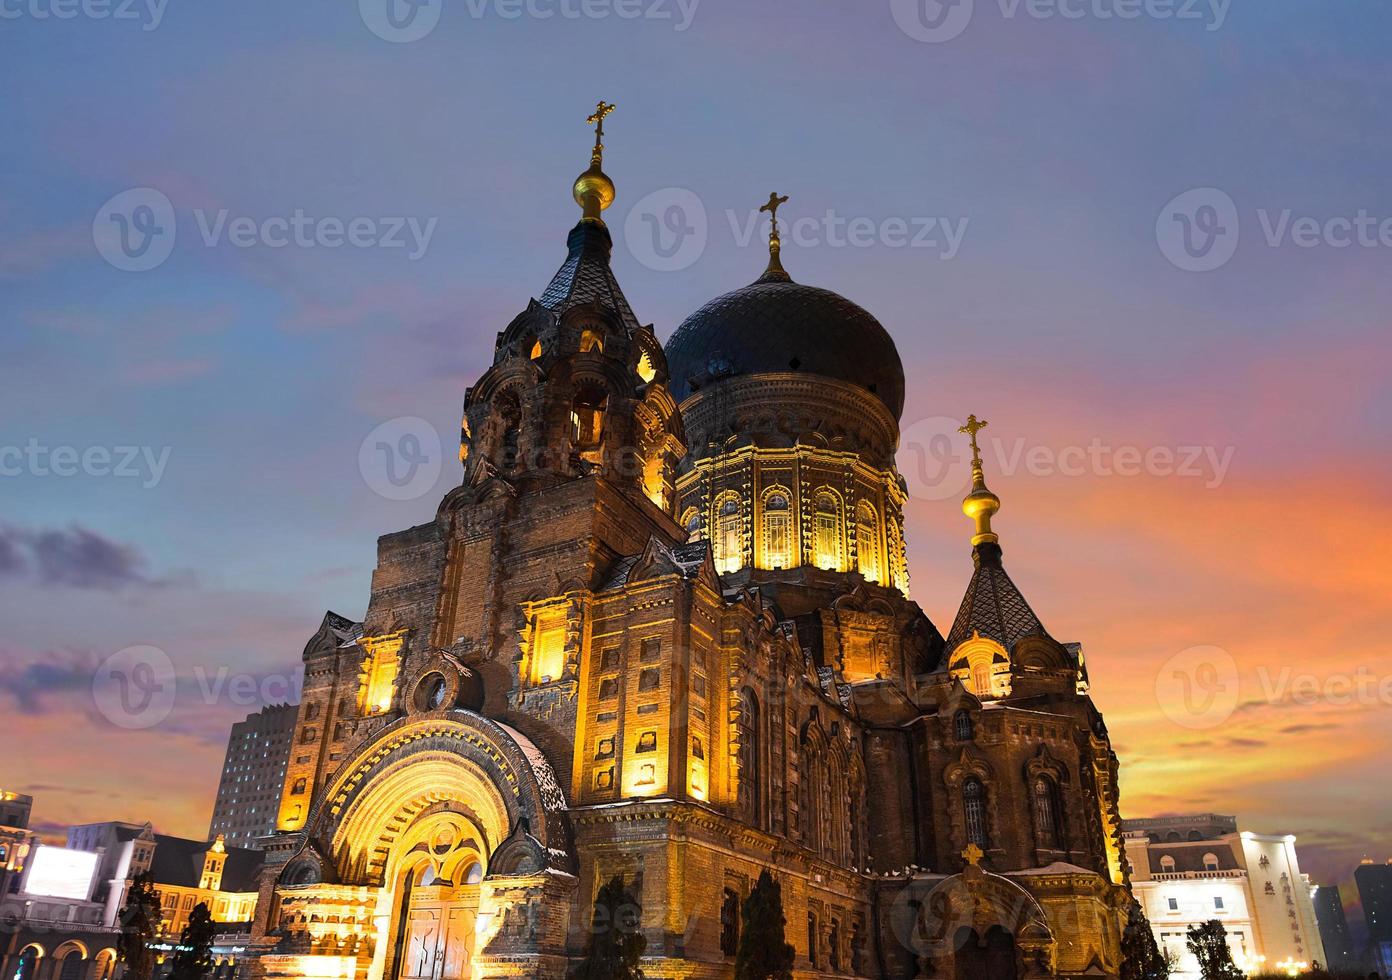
[1356,858,1392,975]
[1123,814,1325,977]
[1313,883,1356,972]
[207,702,299,848]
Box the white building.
[1123,815,1325,977]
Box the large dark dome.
[664,271,906,420]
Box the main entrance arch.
[278,711,575,980]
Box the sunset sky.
[3,0,1390,925]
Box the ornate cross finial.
[958,415,989,468]
[958,414,1001,548]
[759,191,790,239]
[758,191,791,280]
[962,842,984,867]
[586,100,616,162]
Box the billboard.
[23,845,98,901]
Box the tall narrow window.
[855,501,882,582]
[738,689,763,827]
[954,710,974,741]
[813,492,843,570]
[964,777,989,849]
[681,507,702,540]
[762,491,792,569]
[1032,777,1061,849]
[495,390,522,473]
[714,495,743,574]
[720,887,740,956]
[571,383,607,458]
[808,912,819,968]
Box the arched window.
[714,494,743,574]
[963,777,989,849]
[570,383,607,456]
[954,710,974,741]
[1203,852,1220,872]
[1032,777,1062,850]
[1160,855,1176,872]
[855,501,882,583]
[494,390,522,472]
[680,507,702,541]
[761,490,792,570]
[738,689,763,827]
[579,328,603,353]
[813,491,843,571]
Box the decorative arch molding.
[899,868,1057,979]
[307,712,572,886]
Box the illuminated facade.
[244,108,1130,979]
[1123,815,1326,977]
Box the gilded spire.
[758,191,791,281]
[959,414,1000,547]
[573,101,617,224]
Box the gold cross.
[587,101,616,141]
[958,415,988,467]
[759,191,790,238]
[962,842,984,866]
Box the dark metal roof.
[663,271,905,419]
[945,544,1049,653]
[148,835,264,892]
[539,221,640,333]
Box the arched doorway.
[953,925,1018,980]
[12,946,40,980]
[57,950,86,980]
[388,813,487,980]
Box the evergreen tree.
[116,873,161,980]
[735,869,796,980]
[1185,919,1244,980]
[1119,901,1170,980]
[569,875,645,980]
[170,901,218,980]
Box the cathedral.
[244,105,1130,980]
